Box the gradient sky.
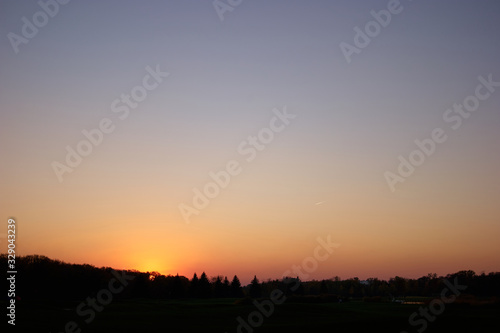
[1,0,499,284]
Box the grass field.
[7,298,500,332]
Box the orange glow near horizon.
[6,158,500,284]
[10,202,500,285]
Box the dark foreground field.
[6,298,500,332]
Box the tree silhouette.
[283,276,302,296]
[223,276,230,297]
[294,277,305,295]
[249,275,262,298]
[230,275,243,298]
[198,272,211,298]
[213,276,224,298]
[189,273,199,298]
[390,276,407,297]
[320,280,329,295]
[2,254,499,302]
[172,274,185,298]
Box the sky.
[1,0,499,284]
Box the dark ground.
[4,298,500,333]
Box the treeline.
[2,255,499,301]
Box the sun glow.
[128,254,169,275]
